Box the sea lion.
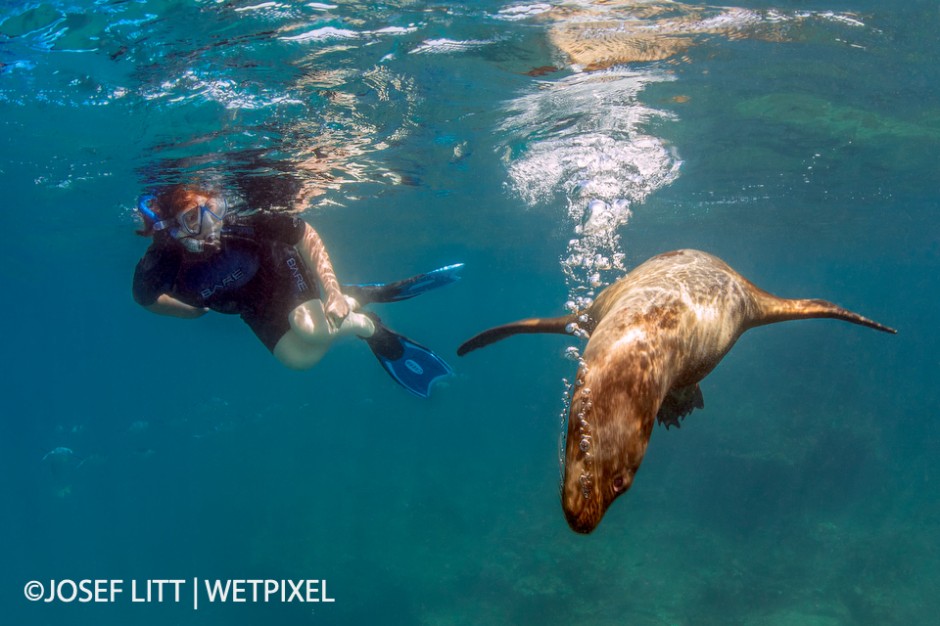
[458,250,896,533]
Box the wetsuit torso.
[133,212,319,351]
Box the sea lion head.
[560,340,660,533]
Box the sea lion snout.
[563,496,602,534]
[562,464,636,534]
[561,364,651,533]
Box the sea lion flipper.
[755,296,897,334]
[457,315,574,356]
[657,384,705,429]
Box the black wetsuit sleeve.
[132,244,181,307]
[222,212,306,246]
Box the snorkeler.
[132,185,459,397]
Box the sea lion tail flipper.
[756,295,897,334]
[457,315,575,356]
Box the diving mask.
[138,194,228,238]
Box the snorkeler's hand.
[324,291,350,332]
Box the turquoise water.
[2,0,937,624]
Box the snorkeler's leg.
[289,299,375,341]
[273,330,330,370]
[339,311,375,337]
[274,300,376,369]
[344,264,464,305]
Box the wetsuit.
[133,212,319,351]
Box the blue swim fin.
[345,263,463,304]
[364,320,453,398]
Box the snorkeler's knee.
[291,300,373,340]
[289,300,328,339]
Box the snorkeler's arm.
[134,246,207,318]
[145,294,209,318]
[296,223,349,328]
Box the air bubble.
[579,472,593,498]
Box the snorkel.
[137,194,173,232]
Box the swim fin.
[364,318,453,398]
[345,263,463,305]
